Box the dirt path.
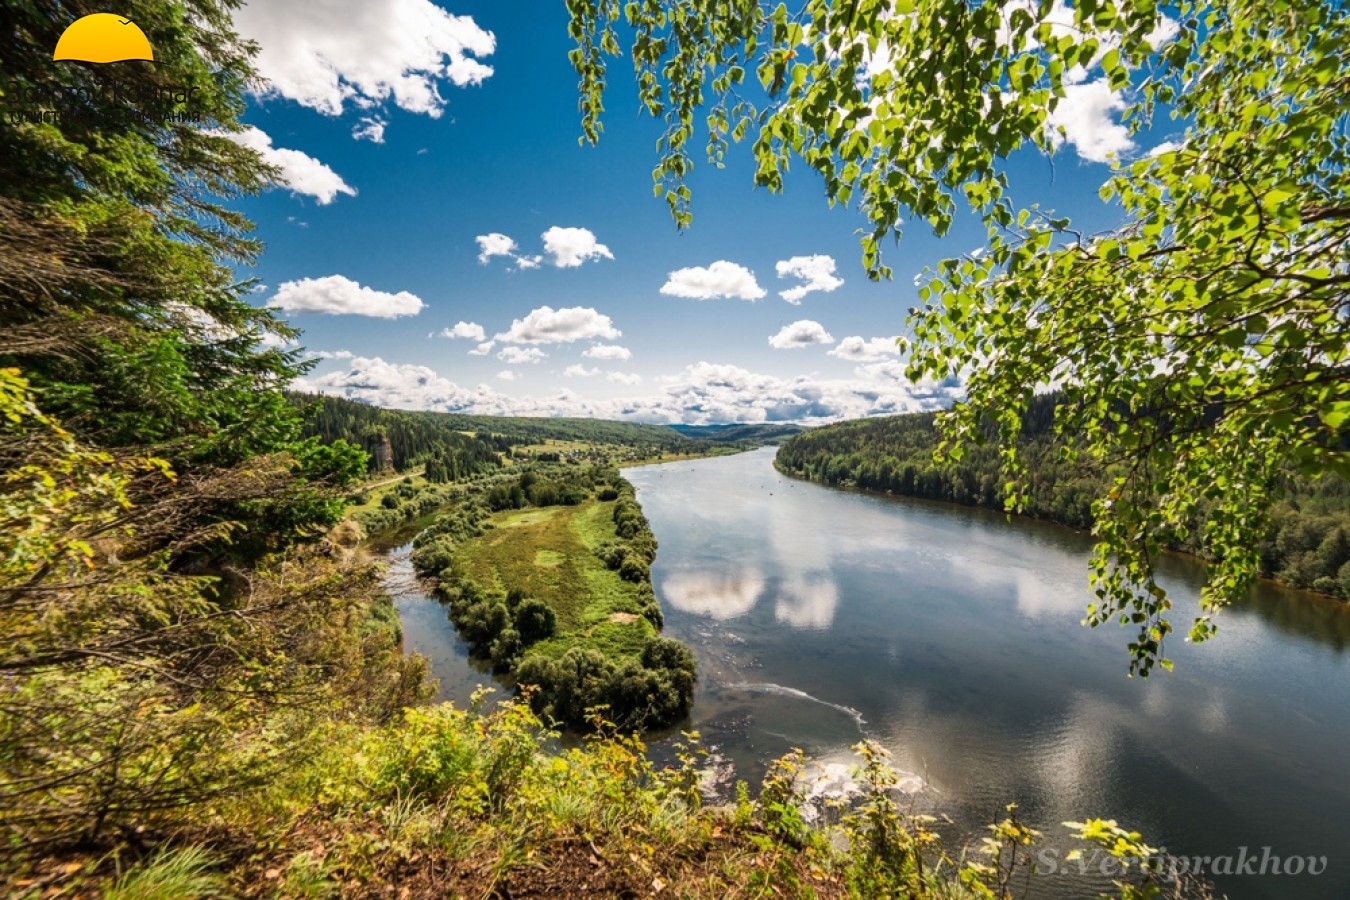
[362,467,423,492]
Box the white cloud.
[496,370,518,382]
[311,349,355,360]
[476,233,518,264]
[541,226,613,268]
[469,341,495,356]
[267,275,424,318]
[776,255,844,303]
[1145,15,1181,50]
[439,321,486,341]
[224,127,356,204]
[565,364,601,378]
[829,336,901,361]
[635,362,961,424]
[233,1,494,121]
[256,331,298,351]
[661,261,766,301]
[497,346,547,365]
[583,344,632,361]
[297,356,964,423]
[497,306,621,344]
[351,116,386,143]
[1147,140,1184,158]
[608,372,643,385]
[1047,79,1134,163]
[769,320,836,349]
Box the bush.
[618,554,650,584]
[514,598,557,644]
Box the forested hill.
[776,400,1350,601]
[290,393,708,473]
[668,422,805,443]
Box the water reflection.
[624,448,1350,900]
[660,568,765,619]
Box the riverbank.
[774,414,1350,605]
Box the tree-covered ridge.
[298,391,700,450]
[409,463,695,731]
[292,391,748,472]
[777,403,1350,601]
[291,392,504,476]
[668,422,806,443]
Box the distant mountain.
[666,422,806,443]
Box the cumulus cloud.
[496,370,518,382]
[351,116,386,144]
[497,346,547,365]
[439,321,486,341]
[608,372,643,385]
[476,228,611,269]
[541,226,613,268]
[1147,140,1184,158]
[583,344,632,361]
[829,336,901,361]
[1047,79,1134,162]
[233,1,494,121]
[661,261,766,301]
[497,306,621,344]
[297,356,963,424]
[476,233,518,264]
[267,275,425,318]
[565,364,601,378]
[769,320,836,349]
[255,331,298,351]
[224,127,356,204]
[469,341,495,356]
[310,349,355,360]
[776,255,844,303]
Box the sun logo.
[53,13,154,63]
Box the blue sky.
[226,1,1179,424]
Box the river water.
[385,447,1350,898]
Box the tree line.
[777,396,1350,601]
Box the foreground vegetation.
[778,397,1350,601]
[3,690,1215,900]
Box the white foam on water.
[725,681,868,731]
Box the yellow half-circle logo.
[54,13,154,63]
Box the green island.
[407,463,696,731]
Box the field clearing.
[453,499,653,648]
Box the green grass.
[453,498,650,653]
[103,847,227,900]
[534,549,565,568]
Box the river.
[383,447,1350,898]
